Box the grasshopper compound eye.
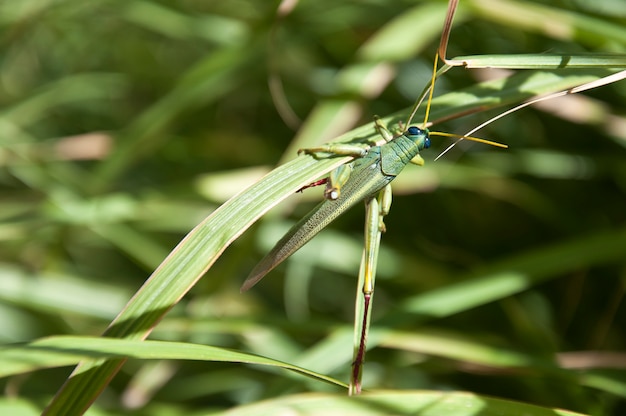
[407,126,422,136]
[423,136,431,149]
[406,126,431,149]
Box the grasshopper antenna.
[403,0,508,158]
[404,53,441,130]
[434,69,626,161]
[431,131,507,154]
[421,53,439,128]
[404,0,463,130]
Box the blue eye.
[407,126,422,136]
[406,126,430,149]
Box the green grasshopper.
[240,1,513,392]
[240,51,508,293]
[241,120,432,292]
[240,49,509,393]
[241,119,434,394]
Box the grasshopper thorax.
[406,126,431,150]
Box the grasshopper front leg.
[373,116,396,143]
[298,143,369,158]
[299,143,368,200]
[300,117,407,200]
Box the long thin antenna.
[430,131,508,148]
[434,70,626,161]
[421,54,440,128]
[405,0,460,129]
[404,65,453,129]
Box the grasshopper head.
[406,126,431,150]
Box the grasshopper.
[240,1,511,393]
[240,57,508,393]
[241,48,507,294]
[241,121,431,292]
[241,119,435,394]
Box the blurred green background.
[1,0,625,414]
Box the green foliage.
[0,0,625,414]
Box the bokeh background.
[1,0,625,414]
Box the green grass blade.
[389,226,626,322]
[89,41,263,191]
[0,336,345,387]
[447,54,626,69]
[388,69,612,129]
[467,0,626,47]
[220,390,587,416]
